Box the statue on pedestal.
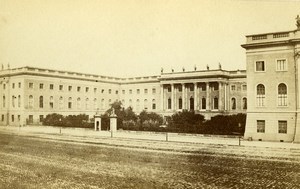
[296,15,300,30]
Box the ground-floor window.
[39,115,44,123]
[257,120,265,133]
[278,120,287,134]
[11,115,14,122]
[1,114,4,122]
[213,97,218,110]
[201,98,206,109]
[168,98,171,109]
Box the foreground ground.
[0,131,300,189]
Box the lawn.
[0,133,299,189]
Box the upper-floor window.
[59,85,63,91]
[129,89,132,94]
[3,84,5,90]
[178,86,182,92]
[255,61,265,72]
[77,86,81,92]
[68,97,72,109]
[278,83,287,106]
[86,87,89,92]
[231,98,236,110]
[190,85,194,91]
[39,83,44,89]
[231,85,236,91]
[137,89,140,94]
[59,96,64,109]
[2,95,5,108]
[152,88,156,94]
[257,84,265,107]
[18,82,21,88]
[68,86,72,91]
[39,96,43,108]
[242,97,247,110]
[276,59,287,71]
[115,90,118,94]
[12,83,15,89]
[18,95,21,108]
[12,95,16,108]
[28,95,34,109]
[50,96,54,109]
[144,99,148,110]
[29,83,34,89]
[109,89,112,94]
[152,99,156,110]
[50,84,54,90]
[144,89,148,94]
[242,85,247,91]
[94,88,97,93]
[122,90,125,94]
[167,86,171,92]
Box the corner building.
[242,27,300,142]
[0,66,246,126]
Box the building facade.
[0,66,246,126]
[242,24,300,142]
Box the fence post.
[238,136,241,146]
[166,132,168,142]
[111,130,113,138]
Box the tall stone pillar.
[224,82,228,111]
[206,82,210,110]
[182,83,185,109]
[110,109,117,132]
[160,84,164,111]
[171,84,175,110]
[94,114,101,131]
[194,82,197,110]
[219,82,223,111]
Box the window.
[242,85,247,91]
[101,89,104,93]
[277,59,287,71]
[18,82,21,88]
[178,86,182,92]
[11,115,14,122]
[39,115,44,122]
[77,86,81,92]
[231,98,236,110]
[1,115,4,122]
[39,83,43,89]
[152,99,156,110]
[50,96,54,109]
[168,98,171,109]
[18,95,21,108]
[12,96,15,108]
[122,90,125,94]
[59,97,63,109]
[129,99,132,107]
[178,98,182,109]
[257,120,265,133]
[59,85,63,91]
[129,89,132,94]
[152,88,156,94]
[94,98,97,110]
[50,84,54,90]
[39,96,43,108]
[137,89,140,94]
[101,99,105,109]
[109,89,112,94]
[86,87,89,92]
[68,97,72,109]
[144,89,148,94]
[213,84,218,91]
[3,84,5,90]
[231,85,236,91]
[201,98,206,110]
[256,61,265,71]
[190,85,194,92]
[12,83,15,89]
[85,98,89,110]
[29,95,34,109]
[278,83,287,106]
[257,84,265,107]
[115,90,118,94]
[189,97,194,110]
[242,97,247,110]
[144,99,148,109]
[278,121,287,134]
[213,97,218,110]
[94,88,97,93]
[3,95,5,108]
[136,99,140,111]
[18,115,20,121]
[77,98,81,109]
[167,86,171,92]
[29,83,33,89]
[68,86,72,91]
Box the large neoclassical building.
[0,65,247,126]
[242,19,300,142]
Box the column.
[218,82,223,111]
[171,84,174,110]
[182,83,185,109]
[194,82,197,110]
[206,82,210,110]
[224,82,228,111]
[160,84,164,111]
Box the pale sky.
[1,0,300,77]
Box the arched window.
[59,96,63,109]
[178,97,183,109]
[12,95,15,108]
[257,84,265,107]
[3,95,5,108]
[201,98,206,110]
[39,96,43,108]
[278,83,287,106]
[144,99,148,110]
[136,99,140,111]
[85,98,89,110]
[213,97,218,110]
[129,99,132,107]
[101,99,105,109]
[50,96,54,109]
[77,98,81,109]
[168,98,171,109]
[231,98,236,110]
[242,97,247,109]
[94,98,97,110]
[18,95,21,108]
[152,99,156,110]
[68,97,72,109]
[29,95,34,109]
